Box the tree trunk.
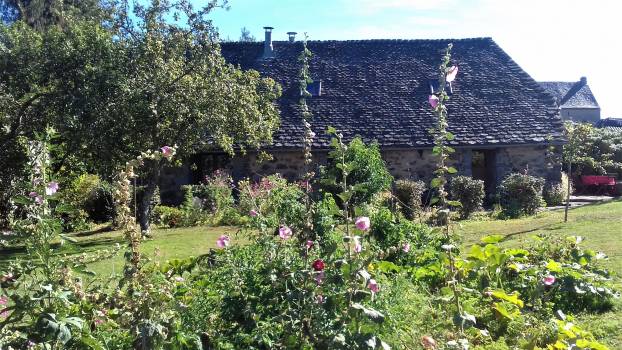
[138,163,160,236]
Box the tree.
[0,0,108,28]
[239,26,255,42]
[0,0,282,233]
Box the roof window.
[306,81,322,97]
[428,79,453,95]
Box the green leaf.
[326,126,337,135]
[431,177,442,189]
[446,132,455,140]
[481,235,504,244]
[447,166,458,174]
[447,200,462,207]
[546,260,562,272]
[337,191,353,204]
[430,197,440,205]
[490,290,524,308]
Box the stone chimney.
[287,32,297,43]
[580,76,587,85]
[263,26,275,59]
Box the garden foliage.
[449,175,485,219]
[319,137,393,208]
[498,173,545,218]
[393,179,426,220]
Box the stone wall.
[161,145,561,201]
[561,107,600,124]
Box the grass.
[0,225,240,277]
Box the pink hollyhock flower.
[29,192,43,205]
[543,275,556,286]
[0,296,7,305]
[279,226,292,240]
[305,240,314,250]
[26,340,36,348]
[249,209,258,217]
[446,65,459,83]
[402,242,411,253]
[315,271,325,285]
[45,182,59,196]
[315,294,324,304]
[216,235,230,248]
[312,259,325,271]
[174,276,184,282]
[421,335,438,349]
[354,241,363,253]
[428,95,439,109]
[355,216,370,231]
[161,146,174,159]
[94,318,104,326]
[367,279,379,294]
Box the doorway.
[472,150,497,201]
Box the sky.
[207,0,621,118]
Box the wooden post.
[564,155,572,223]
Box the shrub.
[190,170,234,213]
[393,179,426,219]
[83,181,115,222]
[543,174,571,207]
[449,175,485,219]
[319,137,393,208]
[152,205,185,228]
[498,173,545,218]
[238,174,307,232]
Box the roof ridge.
[221,37,495,44]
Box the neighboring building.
[539,77,600,124]
[595,118,622,132]
[162,30,565,200]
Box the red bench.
[579,175,616,195]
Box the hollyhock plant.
[315,271,325,285]
[279,225,292,240]
[354,236,363,253]
[446,65,459,83]
[367,279,379,294]
[305,240,314,250]
[354,216,370,231]
[216,235,230,248]
[402,242,411,253]
[45,181,59,196]
[29,192,43,205]
[428,95,439,109]
[421,335,438,349]
[312,259,325,271]
[543,275,556,286]
[249,209,258,217]
[161,146,174,159]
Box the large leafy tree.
[0,0,282,232]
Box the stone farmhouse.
[539,77,600,124]
[162,29,566,199]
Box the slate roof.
[595,118,622,132]
[221,38,564,149]
[539,79,600,109]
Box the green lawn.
[0,225,240,277]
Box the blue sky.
[207,0,620,118]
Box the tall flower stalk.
[428,44,464,320]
